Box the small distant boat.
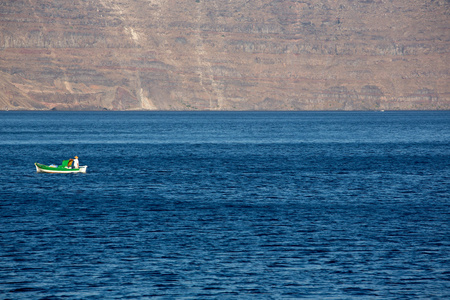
[35,161,87,174]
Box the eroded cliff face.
[0,0,449,110]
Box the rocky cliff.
[0,0,449,110]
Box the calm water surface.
[0,111,449,299]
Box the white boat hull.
[35,163,87,174]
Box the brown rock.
[0,0,448,110]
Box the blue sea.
[0,111,449,299]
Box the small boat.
[35,160,87,174]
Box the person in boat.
[73,156,79,169]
